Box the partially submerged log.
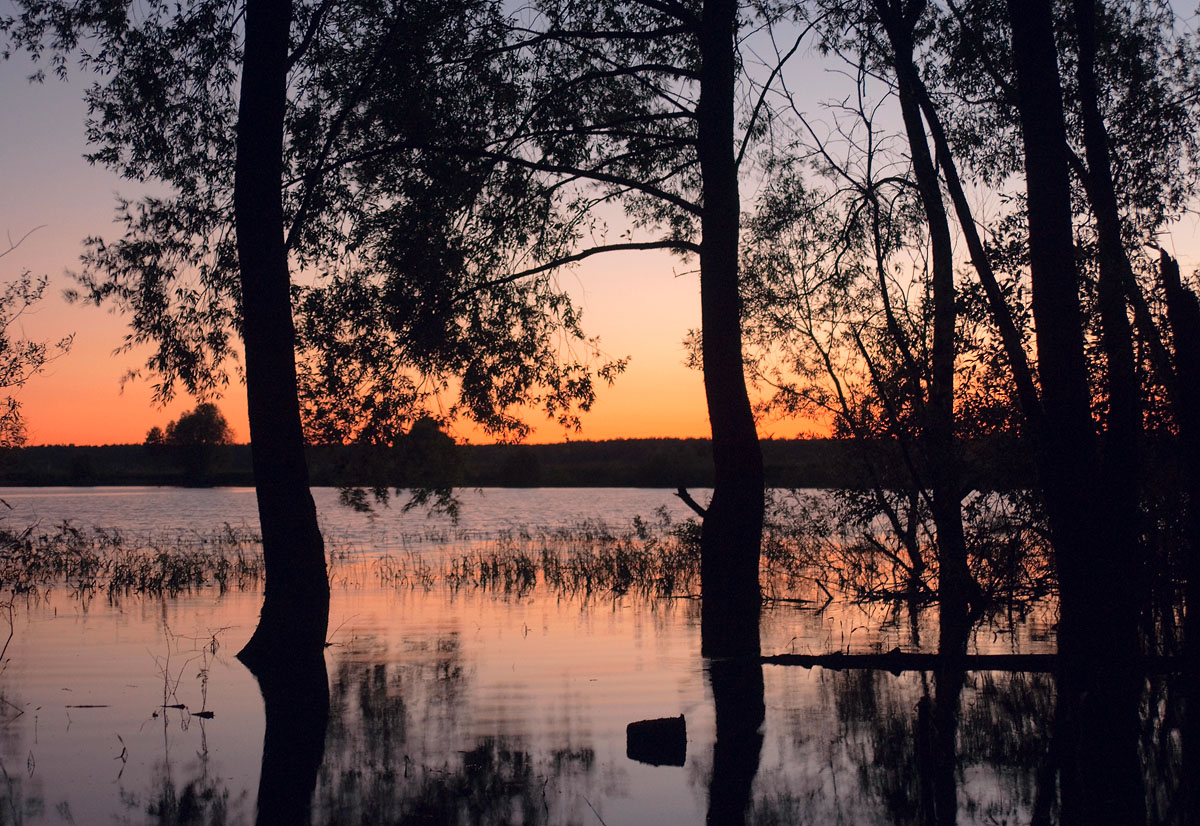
[761,648,1189,675]
[763,649,1056,673]
[626,714,687,766]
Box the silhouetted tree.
[229,0,330,665]
[0,233,72,448]
[161,402,234,446]
[932,0,1196,558]
[775,0,978,640]
[473,0,815,655]
[143,401,235,482]
[2,0,625,667]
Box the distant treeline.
[0,437,1040,490]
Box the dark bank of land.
[0,437,1038,490]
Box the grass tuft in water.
[383,509,705,599]
[0,521,264,595]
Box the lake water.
[0,487,1184,824]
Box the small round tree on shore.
[145,403,234,482]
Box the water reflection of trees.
[750,667,1054,824]
[64,654,1187,825]
[15,607,1180,824]
[311,637,601,825]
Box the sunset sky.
[3,29,1198,447]
[0,51,819,447]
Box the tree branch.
[675,486,708,517]
[446,145,703,216]
[452,239,700,303]
[736,15,822,169]
[627,0,699,28]
[286,0,334,70]
[0,226,45,259]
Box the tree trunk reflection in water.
[1050,623,1147,824]
[706,656,765,826]
[251,652,330,826]
[917,613,969,825]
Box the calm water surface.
[0,488,1181,824]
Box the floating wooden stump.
[626,714,686,767]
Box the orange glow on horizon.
[10,233,819,447]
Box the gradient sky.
[0,49,819,447]
[2,18,1197,446]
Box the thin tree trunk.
[1005,0,1099,659]
[875,0,973,648]
[697,0,764,658]
[234,0,330,668]
[1070,0,1143,654]
[913,83,1043,436]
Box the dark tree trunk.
[914,81,1043,434]
[1070,0,1144,644]
[1158,250,1200,826]
[234,0,330,668]
[1005,0,1103,661]
[696,0,764,658]
[1159,252,1200,646]
[1053,622,1147,825]
[253,650,329,826]
[875,0,973,648]
[706,657,764,826]
[1008,2,1144,819]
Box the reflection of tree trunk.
[233,0,330,667]
[1054,625,1146,825]
[706,657,764,826]
[251,651,329,826]
[919,612,969,826]
[696,0,764,658]
[1187,679,1200,826]
[916,665,964,826]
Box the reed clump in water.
[384,510,704,598]
[0,521,264,594]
